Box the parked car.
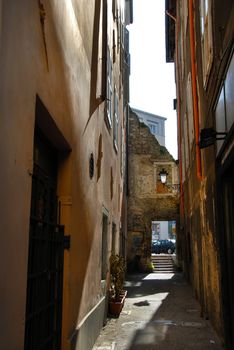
[151,240,162,254]
[160,239,176,254]
[151,239,176,254]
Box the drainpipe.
[188,0,202,181]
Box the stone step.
[151,255,176,273]
[153,264,174,267]
[152,262,174,266]
[152,256,173,258]
[152,263,175,266]
[152,260,174,265]
[152,260,173,263]
[153,269,175,273]
[153,270,175,273]
[151,255,175,260]
[153,270,177,273]
[153,269,176,272]
[151,258,173,261]
[151,256,173,261]
[151,259,173,264]
[152,263,174,268]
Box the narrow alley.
[0,1,234,350]
[93,270,223,350]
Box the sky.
[128,0,178,159]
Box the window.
[215,52,234,154]
[101,212,109,280]
[113,29,116,63]
[120,126,124,175]
[183,113,190,170]
[200,0,213,86]
[112,0,117,19]
[113,87,119,150]
[179,0,188,79]
[181,136,186,183]
[112,223,116,253]
[106,47,113,128]
[186,73,195,148]
[148,122,159,135]
[119,229,125,256]
[121,105,128,176]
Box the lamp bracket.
[199,128,227,149]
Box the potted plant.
[109,253,127,316]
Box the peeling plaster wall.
[175,0,234,342]
[181,163,222,337]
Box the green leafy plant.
[149,261,154,272]
[109,253,125,300]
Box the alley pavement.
[93,272,224,350]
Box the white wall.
[152,221,169,240]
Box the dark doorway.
[24,131,65,350]
[151,220,176,255]
[221,159,234,349]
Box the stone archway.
[127,197,179,272]
[127,110,179,272]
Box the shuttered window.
[200,0,213,86]
[106,47,113,128]
[113,87,119,151]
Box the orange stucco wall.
[0,1,126,349]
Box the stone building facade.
[166,0,234,347]
[0,1,132,349]
[127,109,179,271]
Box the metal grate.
[24,164,64,350]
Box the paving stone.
[92,272,224,350]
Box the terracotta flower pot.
[109,295,125,316]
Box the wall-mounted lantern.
[159,169,169,184]
[159,168,180,191]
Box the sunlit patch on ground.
[143,273,175,280]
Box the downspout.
[188,0,202,181]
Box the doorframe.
[216,130,234,349]
[24,96,72,349]
[24,129,64,349]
